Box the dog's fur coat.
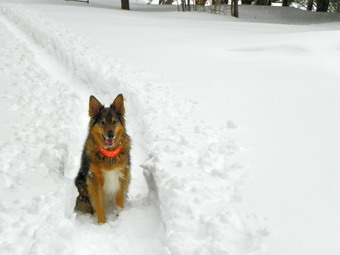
[74,94,131,224]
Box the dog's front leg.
[116,167,130,215]
[87,168,106,224]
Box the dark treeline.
[162,0,340,13]
[241,0,339,13]
[159,0,339,18]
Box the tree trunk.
[231,0,239,17]
[266,0,271,5]
[181,0,187,11]
[282,0,289,6]
[241,0,252,4]
[316,0,329,12]
[121,0,130,10]
[307,0,314,10]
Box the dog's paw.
[97,216,107,225]
[116,206,124,217]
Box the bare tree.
[307,0,314,10]
[181,0,187,11]
[187,0,191,10]
[121,0,130,9]
[231,0,239,17]
[316,0,329,11]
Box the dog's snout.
[108,130,114,139]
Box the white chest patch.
[102,168,123,206]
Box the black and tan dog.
[75,94,131,224]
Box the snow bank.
[0,15,80,254]
[0,4,267,254]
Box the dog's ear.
[111,94,125,115]
[89,95,102,118]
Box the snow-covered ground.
[0,0,339,255]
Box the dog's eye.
[112,120,117,125]
[100,121,106,125]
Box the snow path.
[0,3,267,255]
[0,8,167,255]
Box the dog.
[74,94,131,224]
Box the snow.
[0,4,168,254]
[1,0,340,255]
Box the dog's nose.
[108,131,114,139]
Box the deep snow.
[1,1,340,255]
[0,1,267,255]
[0,5,168,255]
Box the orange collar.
[98,146,122,158]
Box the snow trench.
[0,4,268,255]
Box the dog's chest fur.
[102,168,123,205]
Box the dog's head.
[88,94,126,148]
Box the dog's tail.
[74,150,94,214]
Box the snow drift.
[0,3,267,255]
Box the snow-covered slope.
[0,2,267,255]
[1,1,340,255]
[0,13,80,254]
